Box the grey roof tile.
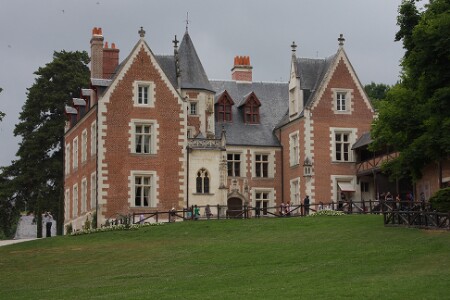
[210,81,288,146]
[155,55,178,89]
[295,54,336,105]
[178,32,214,92]
[352,132,372,149]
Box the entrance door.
[227,198,243,218]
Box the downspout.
[186,145,189,210]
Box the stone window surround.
[330,127,357,163]
[289,131,300,167]
[133,80,155,107]
[331,88,353,114]
[129,119,159,155]
[129,170,158,208]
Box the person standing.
[44,212,53,237]
[304,196,310,215]
[205,204,212,220]
[194,205,200,220]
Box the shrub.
[429,187,450,212]
[65,223,73,235]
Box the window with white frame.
[332,89,352,114]
[290,178,300,206]
[196,168,210,194]
[90,172,96,210]
[72,137,79,170]
[335,132,351,162]
[255,191,270,216]
[331,128,356,162]
[289,88,297,116]
[336,92,346,111]
[134,81,154,107]
[227,153,241,177]
[65,189,70,220]
[255,154,269,178]
[134,123,154,154]
[81,129,87,163]
[133,174,153,207]
[65,143,70,175]
[73,184,78,218]
[289,132,299,166]
[190,102,197,115]
[90,121,96,156]
[81,178,87,213]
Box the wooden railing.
[100,200,448,231]
[382,202,450,230]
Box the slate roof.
[154,55,178,88]
[178,32,214,92]
[295,55,336,106]
[210,81,288,146]
[352,132,372,149]
[275,54,337,129]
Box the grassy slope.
[0,215,449,299]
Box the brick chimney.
[103,41,119,79]
[90,27,104,79]
[231,56,252,82]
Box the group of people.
[384,191,427,211]
[190,204,213,220]
[279,196,310,216]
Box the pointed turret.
[178,32,214,92]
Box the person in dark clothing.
[44,212,53,237]
[304,196,310,215]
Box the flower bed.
[70,222,164,236]
[307,210,346,217]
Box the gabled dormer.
[239,91,261,124]
[215,90,234,122]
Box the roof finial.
[173,35,179,49]
[185,12,190,33]
[338,33,345,46]
[138,26,146,38]
[291,41,297,53]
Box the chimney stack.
[103,41,119,79]
[90,27,104,79]
[231,56,253,82]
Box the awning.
[338,182,355,192]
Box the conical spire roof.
[178,32,214,92]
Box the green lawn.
[1,215,449,299]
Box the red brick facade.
[99,46,185,220]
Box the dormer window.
[215,91,234,122]
[241,92,261,124]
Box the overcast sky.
[0,0,406,167]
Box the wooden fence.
[100,199,448,231]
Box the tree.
[0,88,5,122]
[7,51,90,236]
[364,82,391,108]
[371,0,450,182]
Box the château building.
[64,26,382,229]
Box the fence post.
[155,211,159,223]
[217,204,220,220]
[362,199,366,214]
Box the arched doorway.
[227,197,243,218]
